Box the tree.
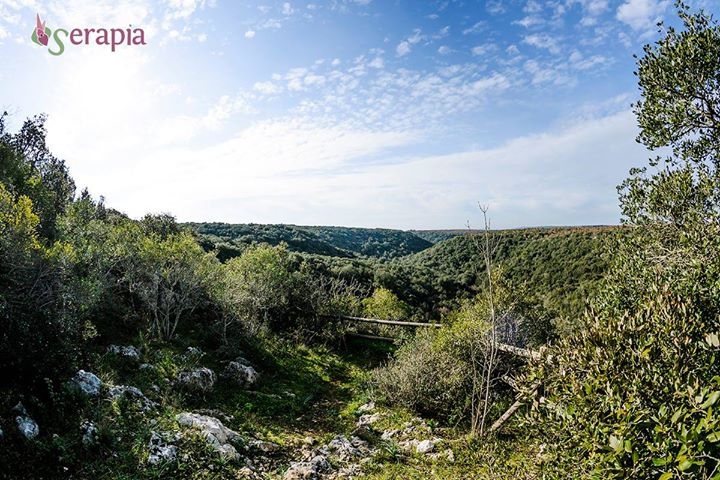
[620,3,720,226]
[527,4,720,478]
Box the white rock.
[357,413,380,427]
[16,415,39,440]
[107,385,157,412]
[107,345,140,361]
[147,431,178,464]
[223,361,259,387]
[80,421,98,447]
[357,402,375,413]
[70,370,103,396]
[176,367,216,393]
[176,412,241,460]
[416,439,435,454]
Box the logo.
[31,13,146,56]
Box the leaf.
[707,431,720,443]
[678,459,693,471]
[658,473,673,480]
[706,333,720,348]
[672,409,684,423]
[702,391,720,409]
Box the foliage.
[188,222,433,260]
[362,287,410,320]
[526,5,720,478]
[620,2,720,227]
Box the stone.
[283,455,330,480]
[16,415,39,440]
[176,412,241,460]
[416,439,435,454]
[147,431,178,465]
[107,385,157,412]
[356,413,380,427]
[176,367,216,393]
[80,420,98,447]
[357,402,375,413]
[222,360,259,388]
[70,370,103,396]
[248,439,280,453]
[183,346,204,359]
[107,345,140,361]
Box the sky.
[0,0,713,229]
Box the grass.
[0,333,540,479]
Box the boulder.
[107,345,141,362]
[15,415,39,440]
[283,454,330,480]
[147,431,178,465]
[107,385,157,412]
[176,367,216,393]
[70,370,103,396]
[356,413,380,427]
[176,412,241,460]
[416,439,435,454]
[223,360,259,387]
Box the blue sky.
[0,0,712,229]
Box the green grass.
[0,334,540,479]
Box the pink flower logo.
[31,13,50,47]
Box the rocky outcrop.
[70,370,103,396]
[176,367,216,393]
[175,412,242,461]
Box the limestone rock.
[15,415,39,440]
[416,439,435,454]
[147,431,178,465]
[70,370,103,396]
[175,412,241,460]
[107,344,141,361]
[176,367,216,393]
[80,420,98,447]
[222,360,259,388]
[107,385,157,412]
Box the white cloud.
[368,56,384,68]
[462,21,485,35]
[616,0,669,32]
[119,110,648,229]
[522,33,561,54]
[244,29,256,38]
[282,2,294,15]
[514,16,544,28]
[471,43,497,56]
[396,40,411,56]
[254,81,283,95]
[437,45,451,55]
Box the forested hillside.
[188,222,434,260]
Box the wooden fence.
[324,313,543,433]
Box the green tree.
[362,287,409,320]
[527,4,720,478]
[620,3,720,226]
